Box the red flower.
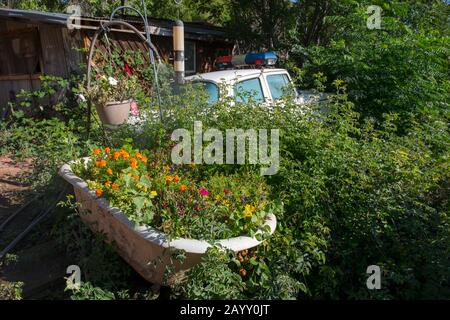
[124,62,133,76]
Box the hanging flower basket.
[96,99,132,126]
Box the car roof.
[185,68,288,84]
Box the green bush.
[158,81,449,299]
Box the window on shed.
[0,28,43,78]
[185,41,196,75]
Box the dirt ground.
[0,155,33,220]
[0,155,69,299]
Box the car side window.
[234,78,265,103]
[267,74,291,100]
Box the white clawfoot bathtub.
[59,159,277,285]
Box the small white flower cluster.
[108,77,118,86]
[77,93,86,103]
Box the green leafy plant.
[72,144,279,240]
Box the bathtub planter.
[59,159,277,286]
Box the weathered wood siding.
[0,17,231,115]
[0,20,84,115]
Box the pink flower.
[223,189,231,194]
[130,101,139,116]
[199,188,209,197]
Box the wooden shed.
[0,8,233,115]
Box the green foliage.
[0,282,23,300]
[73,145,278,240]
[161,81,449,299]
[171,246,246,299]
[294,0,449,121]
[1,0,448,300]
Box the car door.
[233,77,267,104]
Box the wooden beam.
[0,74,42,81]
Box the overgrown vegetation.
[0,0,448,300]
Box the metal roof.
[185,68,289,84]
[0,8,68,25]
[0,8,229,40]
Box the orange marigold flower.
[93,148,101,155]
[104,147,111,153]
[121,150,130,159]
[104,181,112,187]
[96,159,107,167]
[165,176,173,183]
[130,158,138,169]
[106,168,113,175]
[113,151,121,160]
[141,156,148,163]
[179,184,187,192]
[95,189,103,197]
[133,175,139,181]
[135,152,143,159]
[173,175,180,183]
[112,183,119,190]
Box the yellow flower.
[243,204,256,218]
[150,190,157,197]
[164,165,170,173]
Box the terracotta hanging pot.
[96,99,132,125]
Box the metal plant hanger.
[86,0,164,135]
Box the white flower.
[77,93,86,102]
[108,77,118,86]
